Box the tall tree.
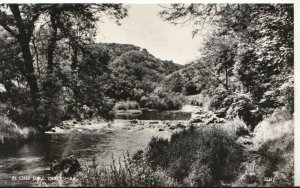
[0,4,127,130]
[160,4,294,116]
[0,5,44,115]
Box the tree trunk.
[20,41,41,110]
[9,5,47,131]
[47,9,59,73]
[225,66,229,90]
[71,46,78,70]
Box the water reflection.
[0,111,190,186]
[114,110,191,120]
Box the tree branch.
[0,23,18,37]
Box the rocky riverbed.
[46,119,190,135]
[0,118,190,187]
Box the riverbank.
[73,107,294,187]
[0,115,38,147]
[0,117,191,187]
[46,118,190,135]
[0,105,293,187]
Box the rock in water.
[130,119,138,124]
[177,123,186,129]
[51,155,81,176]
[149,121,159,124]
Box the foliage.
[220,117,249,137]
[113,101,140,111]
[145,127,245,185]
[140,89,184,110]
[0,115,37,145]
[77,154,173,187]
[234,133,293,187]
[209,90,261,129]
[190,98,203,107]
[257,134,293,187]
[105,46,181,101]
[160,4,294,128]
[252,108,293,145]
[0,4,128,130]
[162,62,218,95]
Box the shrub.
[252,109,293,146]
[66,95,115,121]
[234,133,293,187]
[260,134,293,187]
[145,127,245,185]
[184,82,200,95]
[146,138,170,169]
[141,90,184,111]
[113,101,140,111]
[208,87,229,110]
[219,117,249,137]
[0,115,37,145]
[190,98,203,107]
[209,91,261,129]
[77,153,173,187]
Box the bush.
[209,91,261,129]
[184,82,200,95]
[258,134,293,187]
[77,153,173,187]
[190,98,203,107]
[113,101,140,111]
[234,133,293,187]
[69,97,115,120]
[219,117,249,137]
[0,115,37,145]
[145,127,245,185]
[146,138,170,169]
[141,90,184,111]
[252,109,293,146]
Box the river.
[0,111,191,186]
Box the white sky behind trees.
[96,4,211,65]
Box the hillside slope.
[95,43,183,100]
[161,61,218,95]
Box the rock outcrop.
[50,155,81,176]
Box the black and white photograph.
[0,1,297,187]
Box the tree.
[0,5,43,116]
[0,4,127,130]
[160,3,293,119]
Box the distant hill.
[94,43,183,100]
[101,43,182,74]
[161,61,218,95]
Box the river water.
[0,111,191,187]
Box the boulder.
[236,136,254,146]
[166,122,171,127]
[169,125,177,130]
[51,155,81,176]
[177,123,186,129]
[149,121,159,124]
[130,119,139,124]
[158,128,165,131]
[218,118,227,123]
[189,116,203,123]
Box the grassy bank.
[76,113,293,187]
[113,101,140,111]
[0,115,38,146]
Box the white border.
[0,0,298,186]
[0,0,296,4]
[294,0,299,186]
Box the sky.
[95,4,210,65]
